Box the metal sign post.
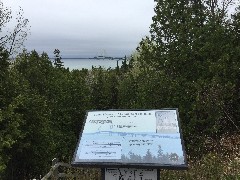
[102,168,160,180]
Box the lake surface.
[55,59,125,70]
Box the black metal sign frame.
[72,109,188,170]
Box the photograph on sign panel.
[74,110,185,165]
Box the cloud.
[2,0,155,57]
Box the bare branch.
[220,0,234,18]
[0,2,30,56]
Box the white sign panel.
[72,109,187,169]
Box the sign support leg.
[101,168,105,180]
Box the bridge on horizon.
[50,56,127,60]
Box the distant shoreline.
[50,57,93,60]
[49,57,127,60]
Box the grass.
[49,133,240,179]
[160,154,240,180]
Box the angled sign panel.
[72,109,187,169]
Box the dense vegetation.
[0,0,240,179]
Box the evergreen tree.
[143,149,153,163]
[131,0,240,156]
[53,49,64,68]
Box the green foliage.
[89,67,119,109]
[0,47,23,174]
[1,0,240,179]
[131,0,240,157]
[5,93,53,179]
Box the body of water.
[53,59,125,70]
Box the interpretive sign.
[72,109,187,169]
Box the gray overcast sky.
[2,0,156,57]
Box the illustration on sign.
[73,110,186,165]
